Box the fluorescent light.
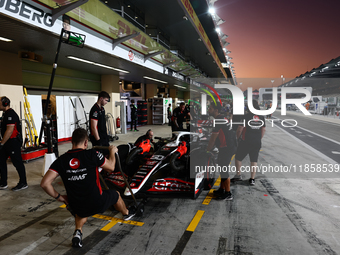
[143,76,167,84]
[174,84,186,89]
[0,36,13,42]
[67,56,129,73]
[67,56,94,64]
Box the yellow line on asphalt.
[186,210,205,232]
[202,154,235,205]
[202,176,221,205]
[202,189,215,205]
[92,214,144,231]
[214,176,221,187]
[101,220,118,231]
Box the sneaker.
[0,184,8,190]
[72,229,83,248]
[135,129,139,132]
[230,174,242,182]
[123,205,136,221]
[249,178,255,186]
[11,183,28,191]
[215,191,233,201]
[213,187,224,196]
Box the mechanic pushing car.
[206,103,237,200]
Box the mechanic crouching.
[41,128,135,248]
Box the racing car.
[104,131,217,199]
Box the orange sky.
[215,0,340,91]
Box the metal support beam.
[51,0,89,25]
[144,50,165,63]
[112,32,140,50]
[163,60,180,68]
[179,66,191,73]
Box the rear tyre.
[126,147,142,165]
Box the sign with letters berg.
[0,0,53,28]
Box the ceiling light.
[67,56,129,73]
[198,38,202,41]
[0,36,13,42]
[216,27,221,33]
[208,7,215,15]
[174,84,186,89]
[143,76,167,84]
[67,56,94,64]
[127,5,130,7]
[183,15,188,20]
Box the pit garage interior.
[1,0,340,255]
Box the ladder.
[23,87,39,147]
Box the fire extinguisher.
[116,117,121,128]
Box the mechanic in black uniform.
[0,96,28,191]
[206,103,237,200]
[167,104,172,126]
[41,128,135,248]
[172,102,190,131]
[130,99,139,132]
[89,91,110,149]
[232,100,266,185]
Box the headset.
[1,97,10,107]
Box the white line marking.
[274,125,338,165]
[16,236,49,255]
[293,125,340,146]
[332,151,340,155]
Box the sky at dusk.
[214,0,340,90]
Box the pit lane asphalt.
[272,110,340,164]
[1,122,340,255]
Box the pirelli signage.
[0,0,53,27]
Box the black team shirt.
[240,113,266,144]
[49,149,106,215]
[173,107,189,127]
[89,103,107,140]
[1,108,21,140]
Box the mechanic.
[167,103,172,126]
[172,102,190,131]
[206,103,237,200]
[40,128,135,248]
[134,129,154,146]
[0,96,28,191]
[231,100,266,185]
[130,99,139,132]
[89,91,110,149]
